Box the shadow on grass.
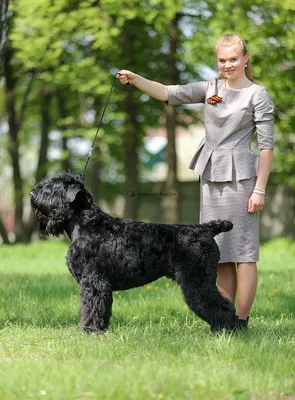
[0,272,79,328]
[0,273,202,332]
[0,272,78,299]
[1,272,294,337]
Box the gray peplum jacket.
[167,79,274,182]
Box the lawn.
[0,238,294,400]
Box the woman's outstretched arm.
[116,70,168,102]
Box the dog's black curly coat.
[31,173,237,333]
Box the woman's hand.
[116,70,168,101]
[116,70,137,85]
[248,193,264,213]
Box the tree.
[0,0,10,243]
[1,0,117,242]
[0,0,9,78]
[162,15,181,224]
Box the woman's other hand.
[248,193,264,213]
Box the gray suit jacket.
[167,79,274,182]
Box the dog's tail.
[202,220,233,237]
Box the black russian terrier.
[30,173,237,333]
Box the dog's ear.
[66,186,81,203]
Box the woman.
[116,33,274,328]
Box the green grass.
[0,239,295,400]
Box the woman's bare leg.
[217,262,237,305]
[236,262,258,319]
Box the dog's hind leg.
[179,276,237,332]
[175,239,238,332]
[79,274,113,333]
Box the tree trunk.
[121,28,140,220]
[163,15,181,224]
[87,147,101,203]
[0,217,10,244]
[0,0,9,79]
[4,46,26,242]
[36,87,51,181]
[57,90,71,172]
[25,87,52,239]
[123,88,140,220]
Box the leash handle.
[117,72,130,85]
[82,73,119,181]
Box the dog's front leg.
[79,274,113,333]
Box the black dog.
[30,173,237,333]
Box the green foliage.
[3,0,184,189]
[0,239,294,399]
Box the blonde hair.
[215,33,253,82]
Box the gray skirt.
[200,177,259,263]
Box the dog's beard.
[37,213,49,236]
[38,214,67,237]
[44,217,66,237]
[31,202,68,237]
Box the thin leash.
[82,72,127,181]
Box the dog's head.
[30,173,94,237]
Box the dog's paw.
[210,318,238,334]
[79,324,108,334]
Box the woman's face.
[217,45,249,81]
